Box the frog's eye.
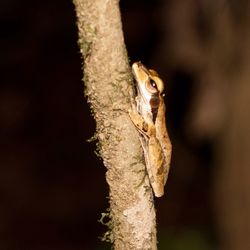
[146,78,158,94]
[150,79,157,88]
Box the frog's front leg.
[128,108,150,138]
[129,108,165,197]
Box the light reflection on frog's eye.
[145,78,158,94]
[149,79,157,88]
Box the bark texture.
[73,0,157,249]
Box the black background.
[0,0,215,249]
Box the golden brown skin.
[129,62,172,197]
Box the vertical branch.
[73,0,157,249]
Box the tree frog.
[129,62,172,197]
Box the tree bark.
[73,0,157,249]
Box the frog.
[129,62,172,197]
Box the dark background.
[2,0,249,249]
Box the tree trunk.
[73,0,157,249]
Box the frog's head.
[132,62,164,112]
